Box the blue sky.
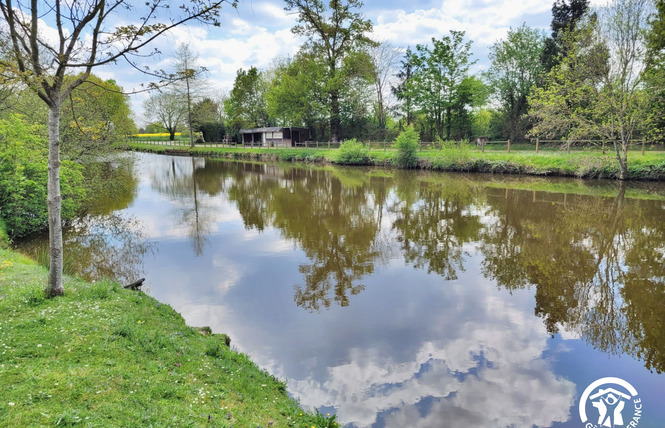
[93,0,568,124]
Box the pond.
[17,152,665,427]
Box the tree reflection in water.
[24,154,665,375]
[479,183,665,373]
[17,156,152,285]
[224,163,665,373]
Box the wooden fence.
[132,139,661,154]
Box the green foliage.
[224,67,271,132]
[529,2,653,179]
[393,127,420,168]
[335,139,371,164]
[145,122,168,133]
[0,115,85,238]
[267,54,327,135]
[284,0,376,141]
[61,75,137,160]
[406,31,477,141]
[485,24,546,141]
[0,218,8,248]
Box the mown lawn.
[0,247,336,427]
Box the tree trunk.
[330,90,341,143]
[614,138,629,180]
[186,77,194,148]
[46,103,64,297]
[445,106,451,140]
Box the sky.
[94,0,567,125]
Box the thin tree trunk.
[613,138,628,180]
[330,90,341,143]
[187,77,194,148]
[47,103,64,297]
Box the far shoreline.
[124,142,665,181]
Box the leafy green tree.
[0,115,84,238]
[224,67,271,134]
[408,31,476,141]
[645,0,665,141]
[530,0,653,180]
[486,24,545,141]
[452,75,489,140]
[192,98,224,142]
[284,0,375,142]
[266,53,328,138]
[0,0,234,296]
[62,76,136,159]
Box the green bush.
[393,126,420,168]
[0,114,85,238]
[335,138,371,165]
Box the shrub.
[393,126,419,168]
[0,114,85,238]
[335,139,370,165]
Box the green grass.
[124,142,665,180]
[0,247,336,427]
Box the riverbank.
[125,142,665,180]
[0,245,335,427]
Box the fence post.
[567,139,571,153]
[507,139,511,153]
[536,137,539,153]
[328,141,330,150]
[481,140,485,153]
[419,141,422,151]
[642,140,645,156]
[384,141,387,152]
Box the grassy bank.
[125,142,665,180]
[0,246,335,427]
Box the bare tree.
[0,0,235,297]
[173,43,207,147]
[368,42,401,135]
[143,91,187,141]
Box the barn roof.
[239,127,309,134]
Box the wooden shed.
[239,127,309,148]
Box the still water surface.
[18,152,665,427]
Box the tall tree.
[224,67,271,133]
[408,31,475,140]
[486,24,546,141]
[283,0,374,142]
[144,91,187,141]
[173,43,206,147]
[392,47,416,128]
[368,42,401,135]
[645,0,665,141]
[0,0,234,297]
[541,0,590,72]
[530,0,653,180]
[191,97,224,142]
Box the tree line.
[141,0,664,164]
